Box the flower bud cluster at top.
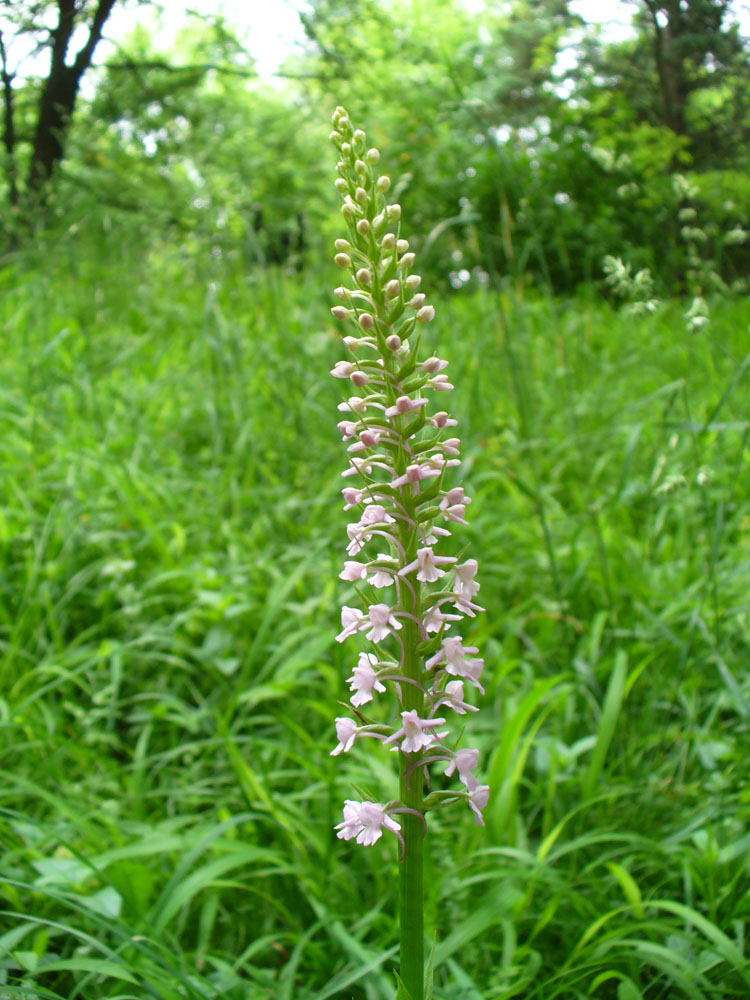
[327,106,488,852]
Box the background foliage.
[1,1,749,997]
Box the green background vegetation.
[1,1,749,997]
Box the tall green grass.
[1,229,749,997]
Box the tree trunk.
[0,32,17,206]
[643,0,689,137]
[28,0,118,193]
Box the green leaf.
[618,980,644,1000]
[424,936,436,1000]
[650,899,750,983]
[606,861,644,919]
[424,934,437,1000]
[583,650,627,800]
[394,972,414,1000]
[25,958,139,985]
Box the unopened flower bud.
[397,239,409,253]
[366,147,380,163]
[376,175,390,193]
[356,268,372,286]
[385,279,401,298]
[334,286,348,301]
[408,293,426,309]
[341,203,355,219]
[417,305,436,322]
[372,213,386,234]
[359,312,375,330]
[331,306,353,320]
[351,370,369,387]
[335,252,352,268]
[353,129,366,145]
[398,252,416,269]
[381,233,396,250]
[355,158,367,175]
[356,218,370,236]
[386,334,402,351]
[335,239,351,252]
[355,187,369,205]
[405,274,421,290]
[329,130,341,144]
[341,142,351,157]
[334,178,348,194]
[387,203,402,221]
[343,336,361,349]
[331,360,354,378]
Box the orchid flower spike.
[327,106,490,853]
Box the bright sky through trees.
[103,0,639,79]
[11,1,750,83]
[122,0,749,81]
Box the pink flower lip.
[384,395,428,418]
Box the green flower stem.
[397,493,424,1000]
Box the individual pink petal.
[468,784,490,825]
[347,652,386,707]
[336,800,401,846]
[382,814,402,835]
[355,802,401,845]
[360,504,395,526]
[443,487,471,506]
[368,567,395,588]
[346,523,366,556]
[342,487,363,510]
[441,504,468,525]
[384,710,447,753]
[423,605,462,633]
[330,717,358,755]
[429,411,458,429]
[439,438,460,455]
[454,559,480,600]
[339,561,368,581]
[426,637,483,685]
[337,420,358,440]
[441,680,479,715]
[461,657,485,694]
[454,597,485,619]
[399,547,456,583]
[384,395,428,418]
[390,463,441,488]
[365,603,402,642]
[444,747,480,781]
[335,800,362,840]
[338,396,368,413]
[336,606,363,642]
[421,357,449,374]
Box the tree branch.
[73,0,119,76]
[105,59,257,78]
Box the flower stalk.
[327,106,488,1000]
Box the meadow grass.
[1,229,749,998]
